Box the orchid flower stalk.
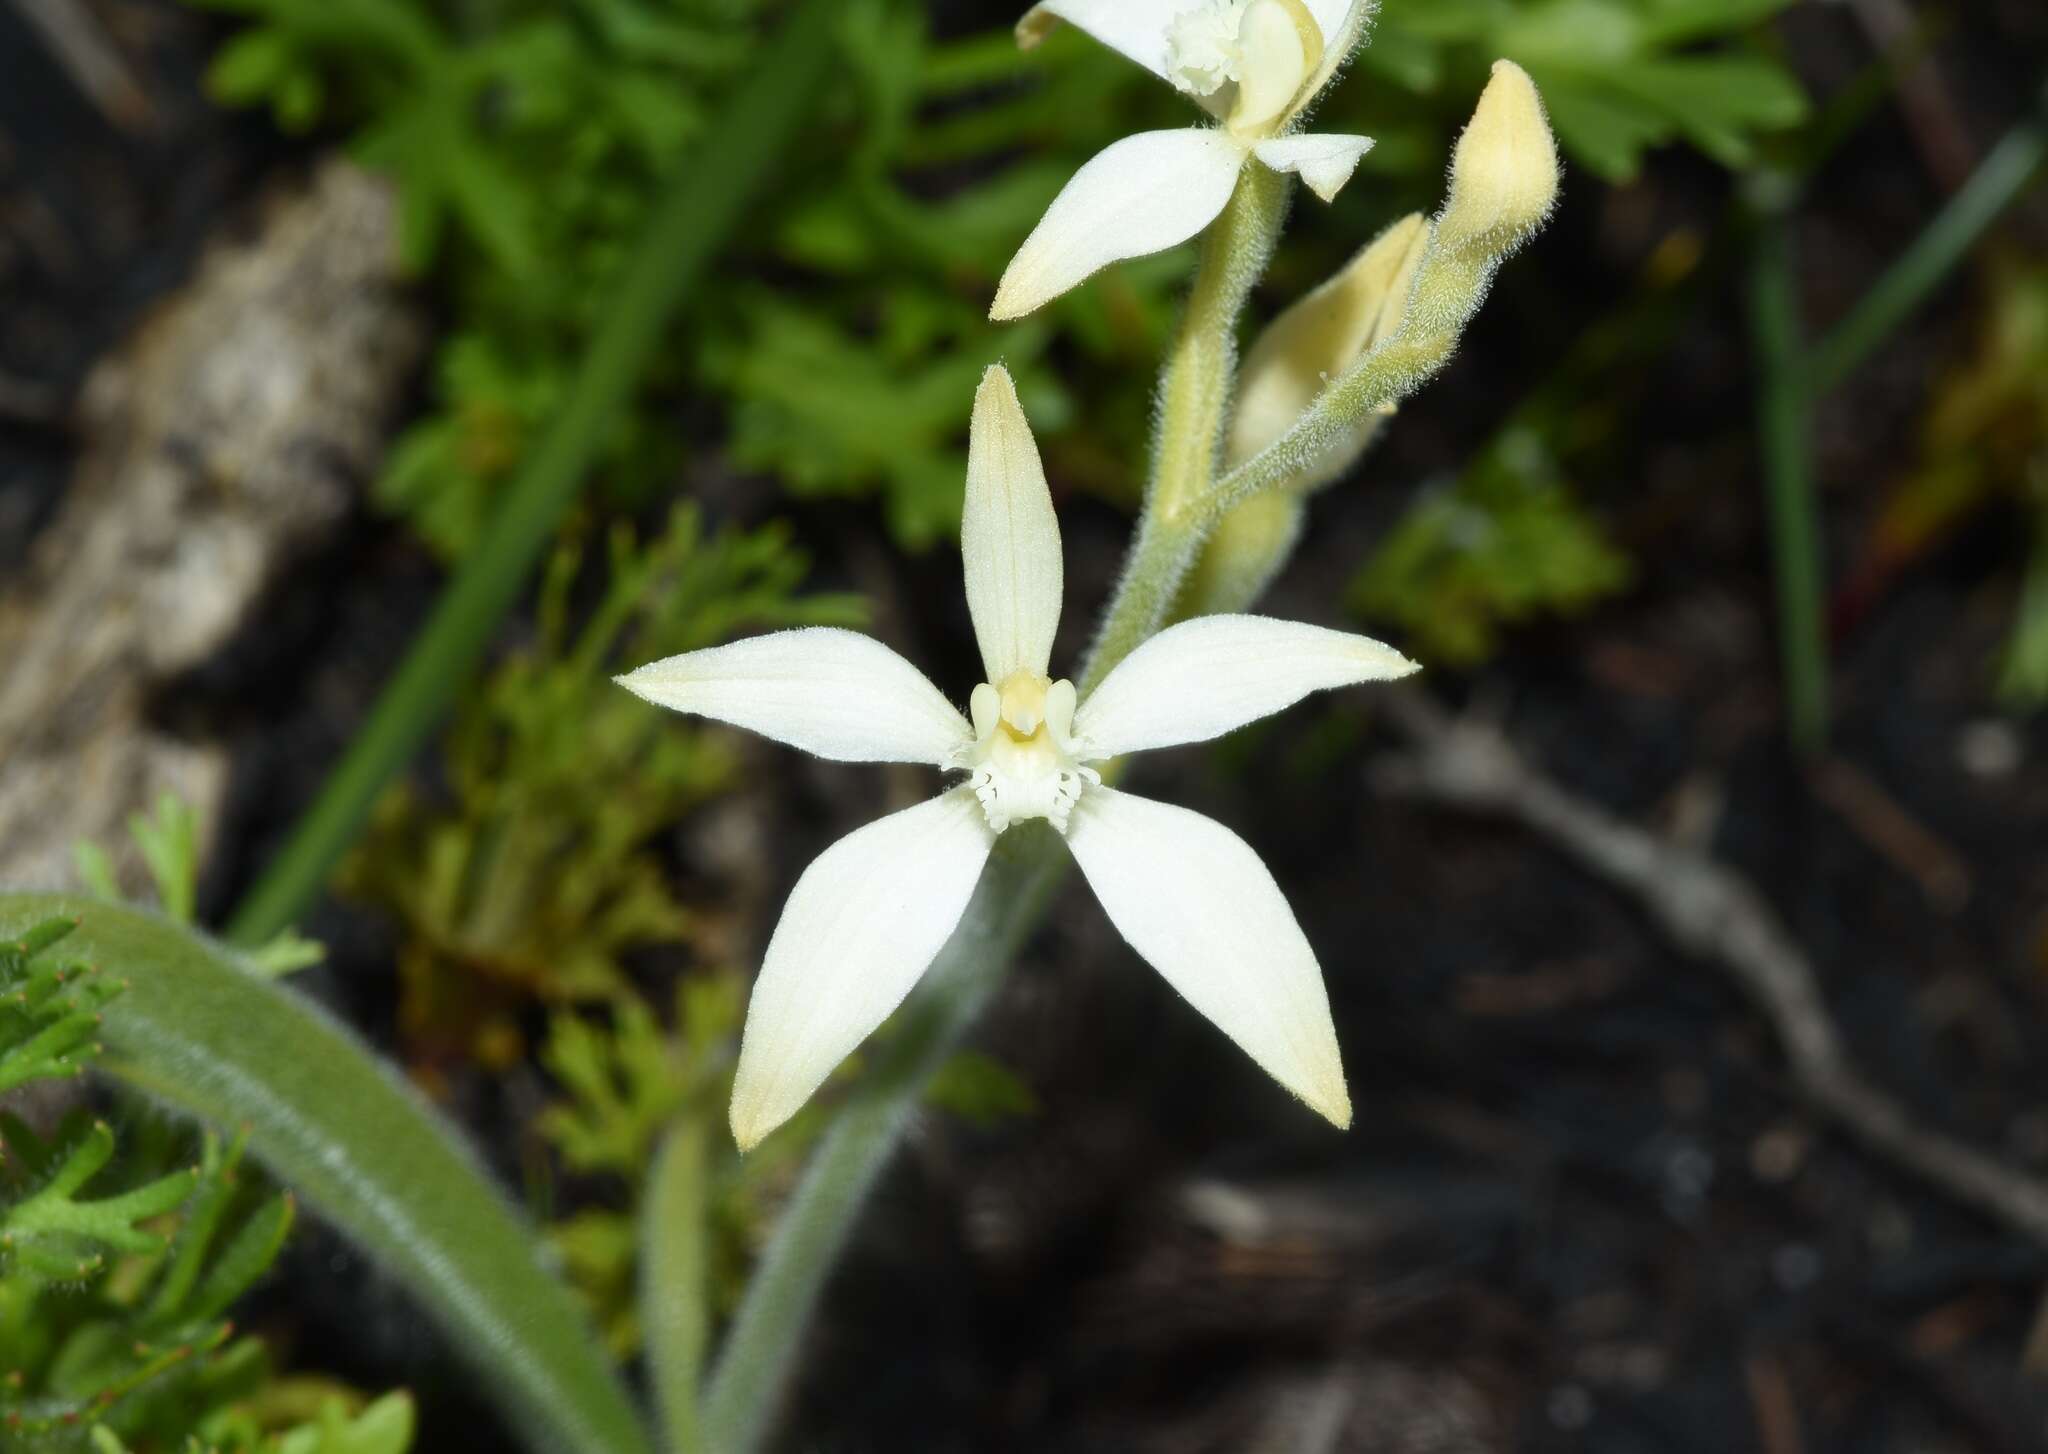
[657,31,1561,1451]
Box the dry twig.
[8,0,154,131]
[1372,687,2048,1250]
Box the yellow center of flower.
[1164,0,1325,138]
[962,672,1096,834]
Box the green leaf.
[130,795,202,924]
[923,1051,1037,1129]
[0,895,654,1454]
[640,1121,710,1454]
[270,1392,418,1454]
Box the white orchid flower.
[993,0,1377,320]
[618,366,1416,1149]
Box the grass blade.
[226,0,843,946]
[1750,196,1829,751]
[642,1120,711,1454]
[1809,115,2047,395]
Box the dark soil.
[6,2,2048,1451]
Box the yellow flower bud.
[1228,211,1430,473]
[1182,212,1429,617]
[1439,59,1559,255]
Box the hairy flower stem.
[1080,164,1291,693]
[702,833,1067,1453]
[1200,238,1497,524]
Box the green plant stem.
[643,1119,711,1454]
[0,893,652,1454]
[225,0,842,947]
[1750,205,1829,752]
[1080,165,1290,693]
[1201,238,1495,526]
[1149,165,1289,519]
[1809,115,2047,395]
[700,835,1067,1453]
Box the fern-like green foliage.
[0,930,271,1448]
[536,976,786,1356]
[91,1388,415,1454]
[538,971,1035,1356]
[1348,0,1808,180]
[185,0,1806,561]
[0,922,409,1454]
[1349,433,1634,664]
[0,922,117,1096]
[74,798,325,980]
[342,508,860,1064]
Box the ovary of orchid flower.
[617,366,1417,1150]
[991,0,1378,320]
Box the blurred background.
[2,0,2047,1449]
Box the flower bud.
[1439,60,1558,255]
[1183,212,1430,617]
[1227,211,1430,473]
[1179,490,1305,619]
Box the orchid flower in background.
[992,0,1378,319]
[618,365,1416,1149]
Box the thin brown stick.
[8,0,154,131]
[1373,687,2048,1249]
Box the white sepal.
[991,129,1246,321]
[1229,0,1321,134]
[617,627,972,766]
[1253,132,1374,202]
[1299,0,1374,106]
[1074,614,1417,759]
[962,366,1064,685]
[1065,787,1350,1127]
[729,788,996,1149]
[1015,0,1186,88]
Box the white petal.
[617,627,972,766]
[730,789,996,1149]
[1066,787,1349,1126]
[1300,0,1357,44]
[1300,0,1373,104]
[1015,0,1183,84]
[1254,132,1374,202]
[1230,0,1320,133]
[962,366,1064,684]
[991,129,1246,321]
[1074,614,1417,759]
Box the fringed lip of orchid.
[992,0,1380,321]
[617,365,1418,1151]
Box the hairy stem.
[1087,230,1506,694]
[1201,239,1495,524]
[1080,164,1290,692]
